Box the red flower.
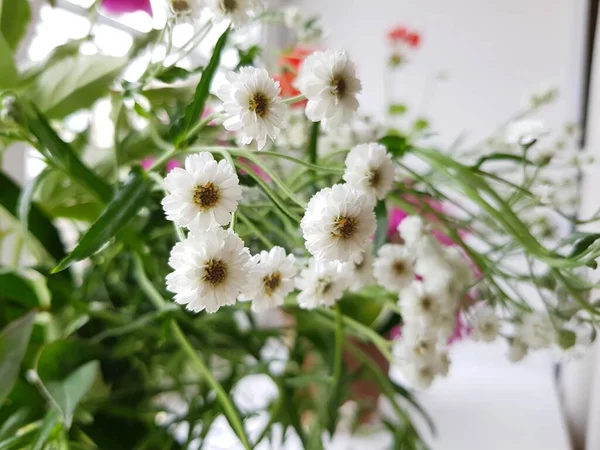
[406,32,421,48]
[388,26,408,43]
[274,46,315,108]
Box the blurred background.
[2,1,600,449]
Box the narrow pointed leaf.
[0,312,36,405]
[374,200,388,252]
[172,27,230,145]
[0,268,51,309]
[53,167,151,272]
[0,171,66,261]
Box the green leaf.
[0,0,31,51]
[172,27,230,145]
[44,361,99,427]
[413,117,429,131]
[53,167,151,272]
[569,233,600,259]
[0,312,36,405]
[0,268,51,309]
[0,33,17,89]
[31,411,61,450]
[558,329,577,350]
[24,107,113,203]
[0,171,67,262]
[374,200,388,252]
[18,168,50,239]
[284,374,333,388]
[378,134,410,159]
[473,152,535,169]
[29,54,126,119]
[155,65,202,83]
[388,103,407,116]
[235,45,261,70]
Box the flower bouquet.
[0,1,598,449]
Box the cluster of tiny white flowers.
[166,0,262,26]
[387,216,474,389]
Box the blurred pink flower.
[141,157,180,172]
[102,0,152,15]
[237,157,270,182]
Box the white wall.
[300,0,587,146]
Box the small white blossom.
[532,183,554,205]
[217,67,285,150]
[399,281,441,324]
[206,0,262,26]
[519,312,556,349]
[373,244,415,292]
[301,184,376,263]
[397,215,427,247]
[469,303,500,343]
[162,153,242,230]
[283,5,303,29]
[506,337,528,362]
[167,0,203,20]
[295,50,362,130]
[166,228,251,313]
[505,119,548,146]
[243,247,297,312]
[295,259,351,309]
[343,143,396,200]
[349,242,375,292]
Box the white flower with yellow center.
[469,303,500,343]
[295,259,351,309]
[295,50,362,130]
[301,184,377,263]
[244,246,297,312]
[206,0,262,26]
[519,312,556,349]
[343,143,395,199]
[217,67,285,150]
[162,153,242,230]
[167,0,203,19]
[373,244,415,292]
[166,228,251,313]
[349,242,375,292]
[399,280,442,324]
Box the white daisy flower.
[206,0,262,26]
[166,228,251,313]
[505,119,548,146]
[519,312,556,349]
[295,259,351,309]
[400,354,440,390]
[399,281,441,324]
[217,67,286,150]
[244,246,297,312]
[506,337,528,362]
[343,143,396,200]
[373,244,415,292]
[168,0,203,20]
[295,49,362,130]
[301,184,376,263]
[469,303,500,343]
[349,242,375,292]
[162,152,242,230]
[397,215,427,247]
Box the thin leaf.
[569,233,600,259]
[31,411,61,450]
[379,134,410,159]
[473,152,534,169]
[44,361,99,427]
[374,200,388,252]
[0,312,36,405]
[0,0,31,51]
[284,374,333,388]
[0,268,51,308]
[155,65,202,83]
[18,168,50,239]
[52,167,151,272]
[0,33,17,88]
[25,107,113,203]
[0,171,67,261]
[172,27,230,145]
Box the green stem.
[332,303,344,385]
[132,253,252,449]
[282,94,306,105]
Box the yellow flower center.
[263,272,282,296]
[193,182,220,209]
[330,75,347,98]
[222,0,237,12]
[171,0,191,13]
[203,259,228,286]
[368,169,381,188]
[332,216,358,239]
[249,92,269,118]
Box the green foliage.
[53,167,151,272]
[29,54,127,119]
[0,312,36,405]
[0,0,31,52]
[0,268,51,309]
[388,103,407,116]
[0,34,17,89]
